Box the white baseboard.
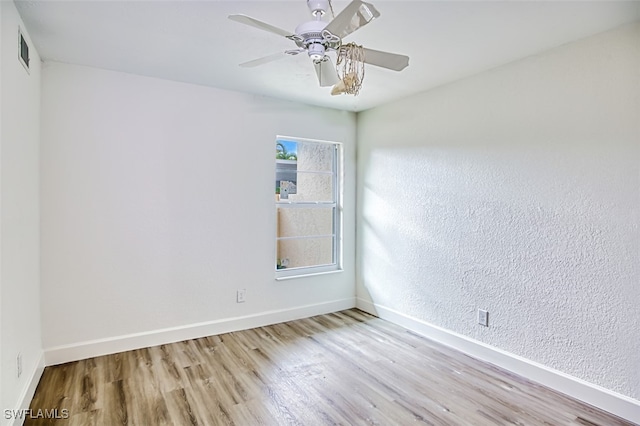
[45,298,356,366]
[356,298,640,425]
[9,352,45,426]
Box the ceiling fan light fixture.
[307,43,326,61]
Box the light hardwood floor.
[27,309,634,425]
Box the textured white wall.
[40,62,356,349]
[357,23,640,400]
[1,1,42,419]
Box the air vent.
[18,27,30,74]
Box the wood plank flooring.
[26,309,635,425]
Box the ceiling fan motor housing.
[294,20,340,61]
[295,20,327,59]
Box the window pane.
[276,140,298,160]
[276,160,297,185]
[277,207,334,238]
[277,237,334,269]
[274,137,341,277]
[296,141,334,172]
[284,172,334,202]
[276,160,298,199]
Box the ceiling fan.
[228,0,409,93]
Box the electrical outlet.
[237,289,246,303]
[17,353,22,378]
[478,309,489,327]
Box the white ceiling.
[14,0,640,112]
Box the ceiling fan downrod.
[307,0,330,17]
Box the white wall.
[0,1,43,422]
[357,21,639,403]
[40,62,356,360]
[0,2,4,415]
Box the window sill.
[275,268,343,281]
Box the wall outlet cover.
[478,309,489,327]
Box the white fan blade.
[324,0,380,40]
[362,48,409,71]
[314,58,340,87]
[239,52,287,68]
[239,49,303,68]
[229,14,295,38]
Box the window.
[275,136,342,278]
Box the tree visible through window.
[275,137,342,278]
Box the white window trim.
[275,135,343,279]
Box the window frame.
[275,135,343,280]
